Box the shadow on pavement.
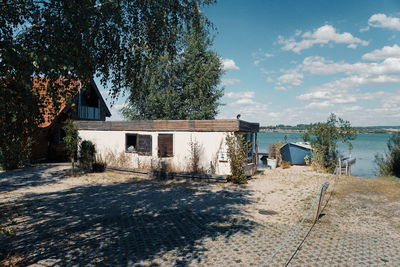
[0,165,257,266]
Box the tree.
[1,0,214,168]
[302,113,357,172]
[375,133,400,177]
[122,3,223,120]
[63,119,79,174]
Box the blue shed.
[280,142,312,165]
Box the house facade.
[76,120,259,176]
[31,80,111,161]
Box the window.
[125,134,152,155]
[126,134,137,152]
[158,134,173,157]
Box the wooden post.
[338,158,342,176]
[345,161,349,176]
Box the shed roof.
[75,120,259,132]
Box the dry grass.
[324,175,400,237]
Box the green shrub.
[79,140,96,172]
[375,133,400,177]
[226,133,248,184]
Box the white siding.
[78,130,232,175]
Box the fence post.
[338,158,342,176]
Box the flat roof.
[75,120,259,132]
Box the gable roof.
[34,78,82,128]
[33,78,111,128]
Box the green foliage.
[63,119,79,172]
[302,113,357,173]
[1,0,214,168]
[79,140,96,172]
[122,4,224,120]
[226,133,248,184]
[375,133,400,177]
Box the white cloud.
[305,101,333,109]
[221,78,241,86]
[360,26,370,32]
[221,58,239,70]
[368,14,400,30]
[252,50,274,65]
[230,98,256,106]
[225,91,255,99]
[277,70,304,86]
[279,25,369,53]
[301,55,400,76]
[362,45,400,60]
[274,85,290,91]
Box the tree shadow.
[0,166,258,266]
[0,164,70,193]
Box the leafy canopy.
[0,0,214,168]
[122,3,223,120]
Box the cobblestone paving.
[1,165,399,266]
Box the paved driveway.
[0,164,399,266]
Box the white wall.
[78,130,232,175]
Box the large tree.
[122,3,224,120]
[0,0,214,168]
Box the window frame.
[125,133,153,156]
[157,134,174,158]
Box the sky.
[100,0,400,126]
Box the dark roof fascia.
[75,120,260,132]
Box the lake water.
[258,132,392,177]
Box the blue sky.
[101,0,400,126]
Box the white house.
[76,120,259,176]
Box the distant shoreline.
[260,128,400,134]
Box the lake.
[257,132,392,177]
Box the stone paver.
[0,164,399,266]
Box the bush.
[92,154,107,173]
[302,113,356,173]
[375,133,400,177]
[79,140,96,172]
[226,133,248,184]
[281,161,291,169]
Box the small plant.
[281,161,291,169]
[92,154,107,173]
[188,136,202,173]
[226,133,248,184]
[269,144,277,159]
[304,155,311,166]
[79,140,96,172]
[63,119,79,174]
